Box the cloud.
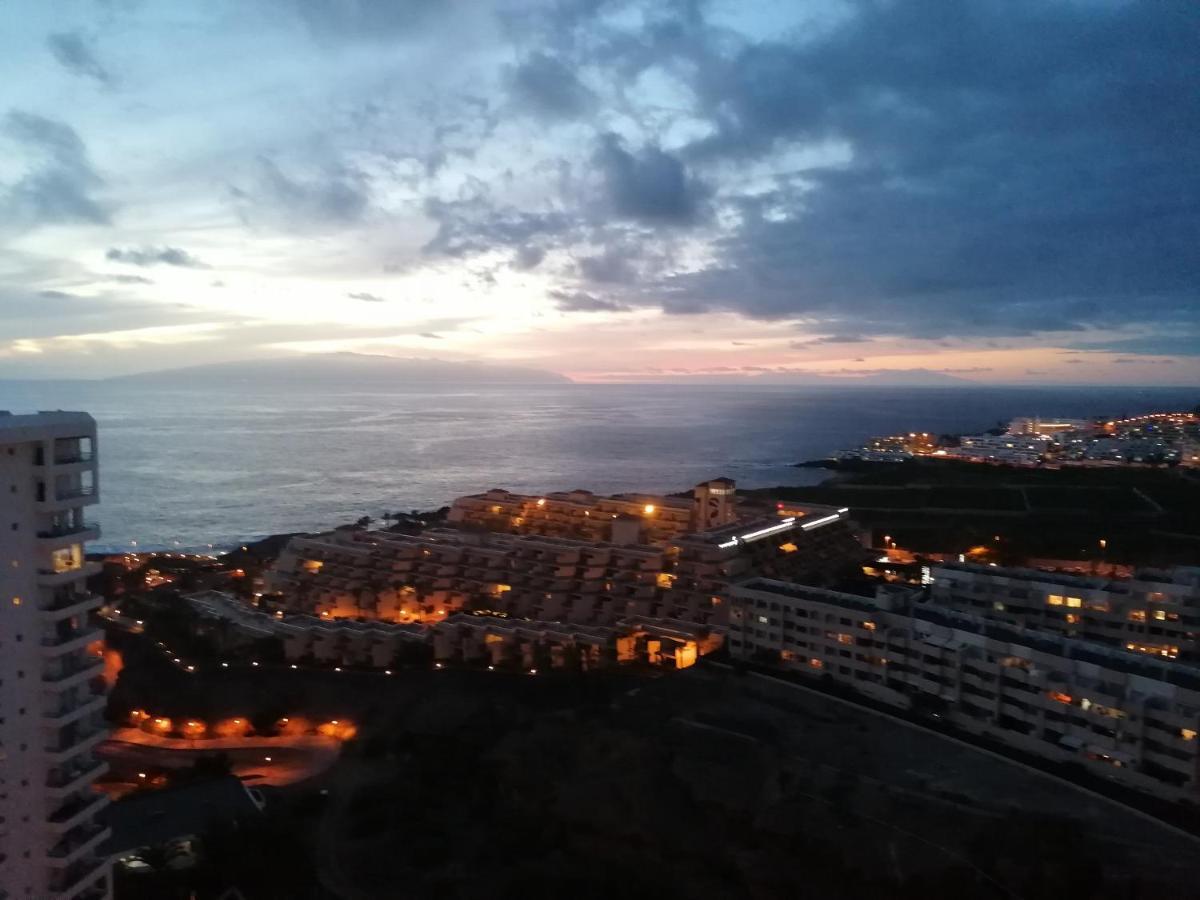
[594,133,708,225]
[102,274,153,285]
[549,289,630,313]
[0,285,200,342]
[511,245,546,271]
[276,0,443,40]
[509,53,594,119]
[423,194,572,258]
[1064,334,1200,357]
[418,332,443,339]
[576,244,640,284]
[638,1,1200,340]
[1,111,108,229]
[46,31,111,84]
[232,156,369,229]
[106,246,208,268]
[791,334,871,348]
[348,291,385,302]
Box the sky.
[0,0,1197,384]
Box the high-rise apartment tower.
[0,412,110,900]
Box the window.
[1066,597,1082,608]
[1048,594,1064,606]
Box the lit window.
[757,615,769,625]
[1048,691,1072,704]
[862,621,876,631]
[1182,729,1197,742]
[1153,610,1166,621]
[1065,597,1082,609]
[1047,595,1064,606]
[1128,610,1146,622]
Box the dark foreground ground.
[115,663,1200,900]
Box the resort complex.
[0,413,110,900]
[254,480,863,669]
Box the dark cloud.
[791,334,871,348]
[1,111,108,228]
[511,245,546,271]
[628,0,1200,340]
[423,194,571,258]
[106,246,208,268]
[594,133,708,225]
[509,53,594,119]
[575,243,641,284]
[549,289,630,313]
[46,31,111,84]
[418,332,443,339]
[102,274,153,285]
[1065,334,1200,357]
[348,291,385,302]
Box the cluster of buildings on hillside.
[239,481,862,671]
[835,411,1200,468]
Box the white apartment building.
[948,434,1049,465]
[0,412,110,900]
[729,577,1200,803]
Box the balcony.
[46,823,112,868]
[37,522,101,548]
[42,625,103,658]
[46,759,109,800]
[45,722,109,765]
[36,562,102,588]
[41,592,103,622]
[43,655,105,691]
[53,449,95,466]
[48,852,109,900]
[47,792,109,834]
[43,693,107,729]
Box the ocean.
[0,381,1194,551]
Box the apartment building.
[729,578,1200,802]
[265,504,861,630]
[445,478,737,545]
[947,434,1050,465]
[0,412,110,900]
[930,562,1200,663]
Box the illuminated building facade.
[446,479,739,545]
[729,578,1200,802]
[930,562,1200,663]
[0,412,110,900]
[187,589,716,671]
[947,434,1049,465]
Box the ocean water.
[0,381,1195,550]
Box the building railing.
[56,487,96,501]
[48,851,108,896]
[37,522,100,539]
[53,450,95,465]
